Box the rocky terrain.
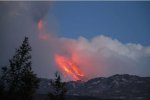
[37,74,150,100]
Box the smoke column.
[0,1,56,79]
[0,1,150,81]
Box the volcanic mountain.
[37,74,150,100]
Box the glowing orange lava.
[37,19,84,80]
[37,20,43,30]
[37,20,49,41]
[55,54,84,80]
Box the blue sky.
[49,1,150,46]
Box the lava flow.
[37,20,43,30]
[55,54,84,80]
[37,20,84,80]
[37,20,49,41]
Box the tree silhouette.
[48,72,67,100]
[0,37,39,100]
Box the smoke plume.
[0,1,150,81]
[58,35,150,80]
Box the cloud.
[57,35,150,79]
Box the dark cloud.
[0,1,55,79]
[29,1,51,22]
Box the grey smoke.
[0,1,55,79]
[0,2,150,81]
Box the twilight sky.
[0,1,150,81]
[51,1,150,45]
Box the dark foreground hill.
[37,74,150,100]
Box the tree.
[0,37,39,100]
[48,72,67,100]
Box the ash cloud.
[58,35,150,80]
[0,1,150,80]
[0,1,56,79]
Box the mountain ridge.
[37,74,150,100]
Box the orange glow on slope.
[55,54,84,80]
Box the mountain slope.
[37,74,150,100]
